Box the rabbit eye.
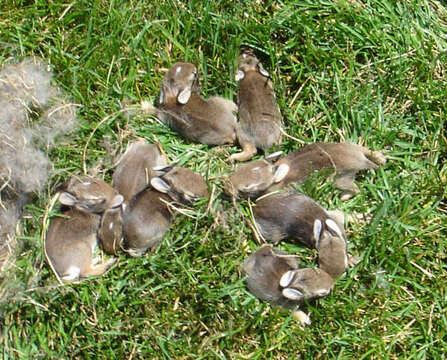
[83,198,105,208]
[183,191,196,202]
[242,183,257,191]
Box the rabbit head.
[160,62,199,106]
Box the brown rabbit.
[149,62,237,145]
[231,49,282,161]
[57,176,124,214]
[123,165,209,257]
[45,177,123,281]
[243,245,334,308]
[225,151,289,199]
[226,142,386,200]
[101,140,168,254]
[253,191,345,247]
[316,220,349,279]
[112,140,168,206]
[97,206,123,255]
[275,142,387,200]
[253,191,349,278]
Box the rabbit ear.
[313,219,322,246]
[59,192,76,206]
[152,164,173,172]
[315,288,331,297]
[279,271,295,288]
[258,64,269,77]
[273,163,289,183]
[159,89,165,105]
[177,87,191,104]
[110,194,124,208]
[282,288,303,300]
[265,151,283,162]
[235,70,245,81]
[326,218,344,238]
[151,177,171,193]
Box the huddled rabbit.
[123,165,209,257]
[253,191,348,279]
[45,177,123,281]
[227,142,386,200]
[148,62,238,145]
[243,245,334,323]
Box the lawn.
[0,0,446,358]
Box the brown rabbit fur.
[253,191,345,248]
[253,191,349,278]
[225,151,288,199]
[123,166,209,257]
[45,177,123,281]
[112,140,168,206]
[243,245,334,308]
[226,142,386,200]
[232,49,282,161]
[150,62,237,145]
[275,142,386,200]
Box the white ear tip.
[273,163,289,183]
[265,151,283,160]
[279,270,295,288]
[112,194,124,208]
[282,288,303,300]
[314,219,322,244]
[159,90,165,105]
[315,288,331,297]
[59,192,76,206]
[150,177,170,193]
[152,164,171,171]
[177,88,191,104]
[259,66,270,77]
[235,70,245,81]
[326,218,343,238]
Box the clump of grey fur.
[0,58,79,267]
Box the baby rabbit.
[243,245,334,308]
[275,142,387,200]
[100,140,168,254]
[316,223,349,279]
[253,191,349,278]
[227,142,386,200]
[97,206,123,255]
[112,140,168,206]
[122,187,171,257]
[225,151,289,199]
[57,176,124,214]
[149,62,237,145]
[45,177,123,282]
[231,49,282,161]
[253,191,344,246]
[123,165,209,257]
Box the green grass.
[1,0,446,358]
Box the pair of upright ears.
[235,63,270,81]
[313,218,344,249]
